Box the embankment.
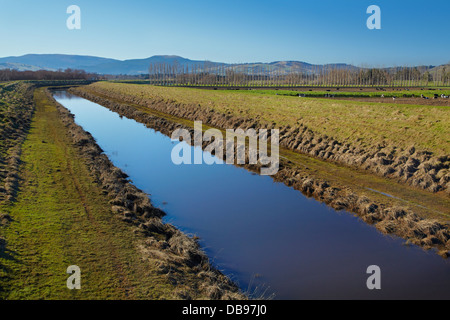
[69,85,450,258]
[0,83,35,292]
[0,82,35,204]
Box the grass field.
[83,82,450,157]
[244,88,450,99]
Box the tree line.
[0,68,100,81]
[148,62,450,87]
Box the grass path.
[0,88,174,299]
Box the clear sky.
[0,0,449,66]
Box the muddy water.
[53,91,450,300]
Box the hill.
[0,54,445,76]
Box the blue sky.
[0,0,449,66]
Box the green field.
[244,88,450,99]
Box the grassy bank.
[0,82,35,203]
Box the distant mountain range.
[0,54,224,75]
[0,54,444,75]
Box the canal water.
[54,91,450,299]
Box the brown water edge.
[68,86,450,258]
[44,88,245,300]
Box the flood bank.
[69,86,450,258]
[0,82,35,205]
